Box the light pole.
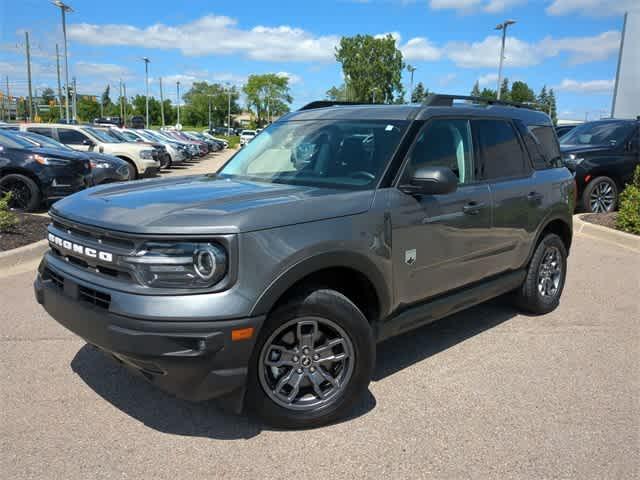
[52,0,73,123]
[226,83,232,136]
[207,94,214,130]
[407,65,416,103]
[176,81,181,127]
[142,57,150,128]
[495,19,516,100]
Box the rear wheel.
[513,233,567,314]
[247,288,374,428]
[582,176,617,213]
[0,174,41,212]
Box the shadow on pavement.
[70,298,517,438]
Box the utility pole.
[55,44,63,118]
[176,81,181,126]
[25,31,34,121]
[53,1,73,123]
[142,57,150,128]
[123,82,128,124]
[100,85,104,117]
[118,80,123,122]
[495,19,516,100]
[159,77,165,127]
[71,77,77,121]
[5,76,10,121]
[227,83,231,136]
[207,94,213,130]
[407,65,416,103]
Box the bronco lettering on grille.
[48,233,114,263]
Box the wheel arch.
[528,215,573,263]
[0,167,43,190]
[250,251,391,325]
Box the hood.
[86,152,127,166]
[33,146,88,161]
[560,144,613,156]
[50,175,373,235]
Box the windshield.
[561,121,635,147]
[0,130,34,149]
[219,119,408,190]
[84,127,122,143]
[119,130,143,142]
[18,132,73,150]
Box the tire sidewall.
[528,234,568,312]
[247,289,375,428]
[0,174,41,212]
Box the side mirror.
[400,166,458,196]
[82,139,95,147]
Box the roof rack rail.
[422,94,536,110]
[298,100,370,111]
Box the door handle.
[527,192,544,203]
[463,201,484,215]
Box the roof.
[285,94,553,126]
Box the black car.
[561,119,639,212]
[555,124,577,139]
[0,130,90,211]
[129,116,145,129]
[14,131,129,186]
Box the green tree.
[510,81,535,104]
[326,84,347,101]
[335,34,405,104]
[499,78,511,101]
[480,88,497,99]
[76,96,100,122]
[101,85,112,115]
[411,82,429,103]
[548,88,558,125]
[471,81,481,97]
[243,74,292,127]
[40,87,55,105]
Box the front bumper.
[34,261,264,406]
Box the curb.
[0,239,48,271]
[574,215,640,253]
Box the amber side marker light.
[232,327,254,341]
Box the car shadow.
[70,299,518,438]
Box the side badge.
[405,249,417,265]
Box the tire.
[512,233,567,314]
[582,176,618,213]
[246,288,375,428]
[120,160,137,181]
[0,174,41,212]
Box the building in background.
[612,12,640,119]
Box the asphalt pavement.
[1,219,638,479]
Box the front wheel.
[0,174,41,212]
[247,288,375,428]
[512,233,567,314]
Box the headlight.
[90,161,111,169]
[33,154,70,166]
[563,153,584,167]
[123,242,227,289]
[139,149,154,160]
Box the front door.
[391,118,494,308]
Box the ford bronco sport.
[35,95,574,428]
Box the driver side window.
[404,118,475,185]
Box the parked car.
[201,131,228,148]
[185,131,222,152]
[129,116,145,129]
[143,129,194,160]
[14,131,129,186]
[555,124,578,139]
[162,129,208,156]
[239,129,256,146]
[132,129,187,166]
[560,118,639,212]
[35,95,574,428]
[154,130,200,158]
[108,128,171,169]
[19,124,161,180]
[0,129,90,211]
[93,117,123,128]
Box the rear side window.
[474,119,527,180]
[528,125,562,169]
[26,127,53,138]
[58,128,88,145]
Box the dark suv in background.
[35,95,574,428]
[561,119,639,213]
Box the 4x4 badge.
[405,249,417,265]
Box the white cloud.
[374,32,402,42]
[276,72,302,85]
[477,73,499,86]
[68,15,339,62]
[555,78,615,93]
[74,62,132,79]
[546,0,639,16]
[445,30,620,68]
[429,0,525,12]
[401,37,442,61]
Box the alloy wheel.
[0,180,32,211]
[589,181,615,213]
[258,317,355,411]
[537,246,562,299]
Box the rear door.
[391,117,494,306]
[473,118,535,272]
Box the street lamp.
[142,57,150,128]
[176,81,181,127]
[207,94,214,130]
[495,19,516,100]
[52,0,73,123]
[226,83,232,136]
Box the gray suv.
[34,95,575,428]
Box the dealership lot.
[1,233,638,479]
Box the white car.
[112,128,186,167]
[20,123,160,180]
[240,129,257,147]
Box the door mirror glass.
[401,166,458,195]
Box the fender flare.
[525,212,573,265]
[250,250,392,320]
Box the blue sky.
[1,0,636,121]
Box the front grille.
[78,285,111,309]
[44,267,64,289]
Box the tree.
[537,85,548,109]
[480,88,497,99]
[76,96,100,122]
[471,81,481,97]
[100,85,112,113]
[335,34,405,104]
[326,84,347,101]
[411,82,429,103]
[243,74,292,127]
[510,80,535,104]
[499,78,511,101]
[548,89,558,125]
[40,87,55,105]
